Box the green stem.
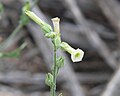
[51,44,57,96]
[0,24,23,51]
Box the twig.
[101,67,120,96]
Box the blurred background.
[0,0,120,96]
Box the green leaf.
[52,35,61,49]
[0,43,27,58]
[19,1,30,25]
[45,73,53,87]
[41,23,53,34]
[56,57,64,68]
[22,1,30,12]
[0,2,4,17]
[0,49,20,58]
[45,32,56,38]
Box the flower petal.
[71,48,84,62]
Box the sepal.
[56,57,64,68]
[45,73,54,87]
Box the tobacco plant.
[25,10,84,96]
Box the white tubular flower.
[60,42,84,62]
[71,48,84,62]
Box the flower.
[51,17,61,47]
[71,48,84,62]
[60,42,84,62]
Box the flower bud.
[51,17,60,33]
[51,17,61,48]
[25,10,53,34]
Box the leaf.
[41,23,53,34]
[0,49,20,58]
[56,57,64,68]
[0,43,27,58]
[45,32,56,38]
[52,35,61,49]
[0,2,4,18]
[45,73,54,87]
[19,1,30,25]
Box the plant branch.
[51,44,57,96]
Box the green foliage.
[0,2,4,18]
[0,43,26,58]
[45,32,56,38]
[45,73,54,87]
[56,57,64,68]
[41,24,53,34]
[52,35,61,49]
[0,49,21,58]
[51,56,64,76]
[19,1,30,25]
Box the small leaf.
[52,35,61,49]
[22,1,30,12]
[45,73,53,87]
[56,57,64,68]
[0,43,27,58]
[41,23,53,34]
[0,3,4,13]
[19,1,30,25]
[45,32,56,38]
[0,2,4,19]
[0,49,20,58]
